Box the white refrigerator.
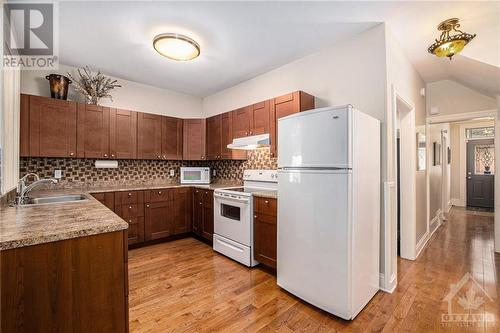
[277,105,380,320]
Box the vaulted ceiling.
[59,1,499,97]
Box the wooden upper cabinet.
[161,117,183,160]
[109,108,137,159]
[221,112,247,160]
[77,104,110,158]
[28,94,77,158]
[232,106,252,139]
[137,112,162,160]
[20,94,30,157]
[206,115,222,160]
[270,91,315,157]
[183,119,206,160]
[251,100,271,136]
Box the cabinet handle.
[69,152,74,156]
[104,153,108,157]
[146,204,150,208]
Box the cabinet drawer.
[253,212,276,225]
[145,189,172,203]
[254,197,277,216]
[115,191,143,205]
[202,190,213,206]
[119,203,144,218]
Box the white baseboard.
[450,198,465,207]
[379,273,397,293]
[415,210,442,259]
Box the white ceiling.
[59,1,500,97]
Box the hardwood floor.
[128,207,499,332]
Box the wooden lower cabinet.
[253,197,277,269]
[192,188,214,242]
[173,187,192,234]
[114,191,145,246]
[91,192,115,211]
[0,231,128,333]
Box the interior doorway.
[466,139,495,209]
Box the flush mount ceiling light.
[153,33,200,61]
[428,18,476,60]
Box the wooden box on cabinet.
[253,197,277,269]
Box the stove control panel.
[243,169,278,182]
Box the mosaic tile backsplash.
[20,148,277,188]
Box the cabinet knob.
[157,155,161,159]
[199,202,202,205]
[111,154,115,157]
[249,131,252,135]
[129,206,132,209]
[158,191,162,195]
[146,204,150,208]
[254,215,257,218]
[128,220,132,223]
[245,132,248,136]
[195,190,199,193]
[104,154,108,157]
[265,200,269,204]
[163,155,166,159]
[128,192,132,197]
[69,152,74,156]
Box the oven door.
[214,193,251,246]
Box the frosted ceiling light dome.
[153,33,200,61]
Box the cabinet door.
[202,190,214,241]
[91,192,115,211]
[161,117,183,160]
[77,104,110,158]
[124,216,145,245]
[109,108,137,159]
[221,112,247,160]
[20,94,30,157]
[173,188,192,234]
[232,106,252,139]
[137,112,162,160]
[253,213,277,269]
[206,115,222,160]
[183,119,206,160]
[29,95,77,157]
[145,201,171,241]
[271,91,315,158]
[192,189,203,235]
[251,100,271,136]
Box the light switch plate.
[54,169,62,179]
[169,169,175,177]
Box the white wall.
[203,25,387,121]
[20,64,204,118]
[427,80,497,117]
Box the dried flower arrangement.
[68,66,121,104]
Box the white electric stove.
[213,170,278,267]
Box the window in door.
[475,144,495,175]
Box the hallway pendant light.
[428,18,476,60]
[153,33,200,61]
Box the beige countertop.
[0,182,238,251]
[252,190,278,199]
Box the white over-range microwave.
[180,167,211,184]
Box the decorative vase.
[484,165,491,174]
[45,74,72,100]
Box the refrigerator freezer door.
[277,169,352,319]
[277,107,351,169]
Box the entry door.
[467,139,494,208]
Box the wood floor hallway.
[128,207,499,332]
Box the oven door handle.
[214,192,250,203]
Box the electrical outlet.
[54,169,62,179]
[169,169,175,177]
[212,169,217,177]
